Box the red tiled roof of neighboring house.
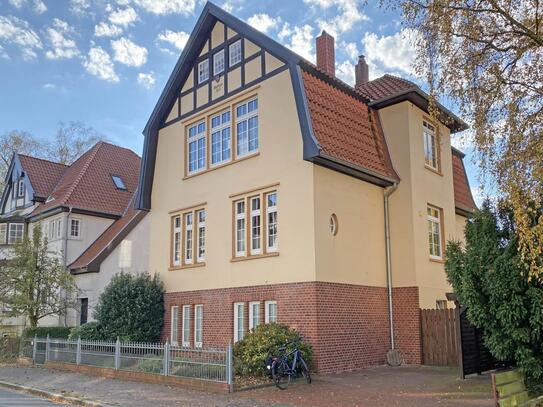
[452,149,477,214]
[356,74,418,102]
[301,69,398,181]
[69,207,146,272]
[32,142,141,217]
[18,155,67,199]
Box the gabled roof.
[451,148,477,216]
[69,206,146,273]
[31,142,141,218]
[357,74,417,101]
[18,155,67,200]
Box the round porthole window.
[329,214,338,236]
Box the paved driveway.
[0,364,493,407]
[0,387,60,406]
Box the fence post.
[163,342,170,376]
[76,337,81,365]
[114,337,120,370]
[227,342,233,392]
[32,335,37,363]
[45,334,50,363]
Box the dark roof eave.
[29,206,122,222]
[455,204,476,217]
[368,88,469,133]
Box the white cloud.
[108,7,138,27]
[280,23,314,61]
[128,0,197,15]
[33,0,46,14]
[156,29,189,51]
[111,37,147,67]
[247,13,280,34]
[336,60,354,85]
[8,0,47,14]
[342,41,358,61]
[70,0,90,15]
[303,0,369,39]
[8,0,25,8]
[83,46,119,82]
[362,28,419,79]
[44,18,79,60]
[0,45,9,59]
[43,83,56,90]
[137,72,155,89]
[94,22,123,37]
[0,15,42,60]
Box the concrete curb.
[0,380,111,406]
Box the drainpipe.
[62,207,73,327]
[384,183,398,350]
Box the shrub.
[93,273,164,342]
[23,326,71,339]
[137,355,163,374]
[233,323,312,377]
[68,322,104,340]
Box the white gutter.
[384,183,398,349]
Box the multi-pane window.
[70,219,80,238]
[184,212,193,264]
[233,302,245,342]
[17,179,24,197]
[211,110,231,166]
[229,40,242,66]
[235,200,246,257]
[0,224,6,244]
[187,121,206,174]
[172,216,181,266]
[48,218,62,240]
[198,59,209,83]
[213,49,225,75]
[194,304,203,348]
[171,306,179,345]
[197,209,206,263]
[423,120,438,170]
[427,205,443,259]
[250,197,261,255]
[266,192,278,252]
[236,99,258,157]
[249,301,260,331]
[265,301,277,323]
[182,305,190,347]
[8,223,23,244]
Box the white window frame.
[235,98,259,158]
[173,215,181,266]
[233,302,245,342]
[266,192,278,252]
[210,110,231,167]
[197,209,205,263]
[250,196,261,255]
[198,59,209,83]
[427,205,443,260]
[249,301,260,331]
[265,300,277,323]
[0,224,6,245]
[17,179,24,198]
[194,304,203,348]
[213,49,225,76]
[171,306,179,345]
[8,223,24,244]
[182,305,191,347]
[184,212,193,265]
[56,219,62,239]
[229,40,242,67]
[187,121,207,174]
[235,200,246,257]
[423,120,438,170]
[70,218,81,238]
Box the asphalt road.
[0,387,60,406]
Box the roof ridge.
[18,154,68,167]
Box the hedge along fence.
[23,327,72,339]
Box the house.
[135,3,477,373]
[0,141,147,334]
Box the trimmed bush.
[23,326,71,339]
[68,322,104,340]
[233,323,312,377]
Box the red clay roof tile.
[452,150,477,213]
[18,155,67,199]
[356,74,417,101]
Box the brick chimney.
[316,30,335,77]
[355,55,369,87]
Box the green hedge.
[68,322,104,340]
[23,326,72,339]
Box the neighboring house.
[135,3,477,373]
[0,142,146,333]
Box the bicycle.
[267,341,311,390]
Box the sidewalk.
[0,364,493,407]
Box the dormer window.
[111,175,126,190]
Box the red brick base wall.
[392,287,422,364]
[163,282,421,373]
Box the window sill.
[169,262,206,271]
[183,152,259,180]
[231,252,279,262]
[424,164,443,176]
[429,257,445,264]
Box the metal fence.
[24,336,232,385]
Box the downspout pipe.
[384,183,398,350]
[63,207,73,327]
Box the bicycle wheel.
[272,359,291,390]
[299,357,311,384]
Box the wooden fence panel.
[421,308,458,366]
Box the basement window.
[111,175,126,190]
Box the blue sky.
[0,0,482,202]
